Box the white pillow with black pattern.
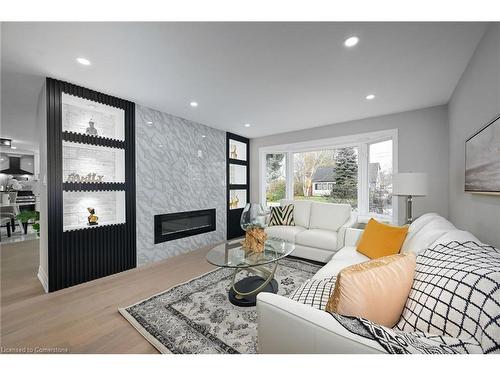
[289,277,337,310]
[396,241,500,354]
[269,204,295,226]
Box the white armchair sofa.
[258,213,491,354]
[265,199,357,262]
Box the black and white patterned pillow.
[269,204,295,226]
[360,317,483,354]
[396,241,500,354]
[330,313,483,354]
[289,277,336,310]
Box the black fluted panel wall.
[46,78,136,292]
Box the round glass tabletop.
[206,237,295,268]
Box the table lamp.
[392,173,427,224]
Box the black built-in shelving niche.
[46,78,136,292]
[226,132,250,240]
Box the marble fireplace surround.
[135,105,226,265]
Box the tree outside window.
[265,153,286,206]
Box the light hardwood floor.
[0,239,216,353]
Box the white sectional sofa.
[257,213,488,354]
[265,199,357,262]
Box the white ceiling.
[1,22,488,151]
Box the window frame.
[258,129,398,223]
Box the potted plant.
[16,210,39,236]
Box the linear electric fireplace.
[154,209,216,244]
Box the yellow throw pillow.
[356,218,408,259]
[326,253,416,327]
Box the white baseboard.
[37,265,48,293]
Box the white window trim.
[259,128,399,223]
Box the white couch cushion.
[429,229,480,248]
[265,225,306,243]
[313,246,370,280]
[401,216,456,254]
[281,199,312,228]
[400,213,440,250]
[296,229,338,251]
[292,245,336,263]
[309,202,351,232]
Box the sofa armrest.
[337,213,358,249]
[256,293,384,354]
[344,227,364,247]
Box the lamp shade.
[392,173,427,196]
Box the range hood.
[0,156,33,175]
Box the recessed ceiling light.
[344,36,359,48]
[158,144,163,148]
[190,101,198,108]
[146,121,153,125]
[11,146,17,149]
[201,135,206,138]
[365,94,376,100]
[76,57,91,66]
[244,123,251,128]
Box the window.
[259,129,397,222]
[265,153,286,207]
[293,148,358,210]
[368,139,393,217]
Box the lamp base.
[406,195,413,224]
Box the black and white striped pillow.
[269,204,295,226]
[289,277,337,310]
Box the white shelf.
[62,93,125,141]
[62,141,125,183]
[229,139,247,162]
[229,164,247,185]
[63,191,125,231]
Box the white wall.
[36,82,48,293]
[448,24,500,247]
[250,105,450,225]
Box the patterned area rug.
[119,257,321,354]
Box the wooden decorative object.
[241,227,267,252]
[87,207,99,226]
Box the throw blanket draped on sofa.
[333,241,500,354]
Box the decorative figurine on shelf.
[85,119,98,136]
[240,203,269,253]
[230,144,238,159]
[87,207,98,226]
[229,194,240,209]
[66,173,104,183]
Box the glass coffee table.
[206,237,295,307]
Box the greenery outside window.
[265,153,287,207]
